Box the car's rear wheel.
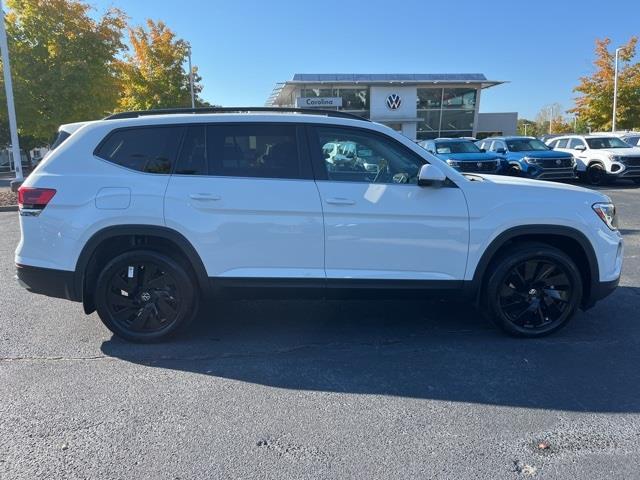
[95,250,198,342]
[586,164,607,185]
[485,243,582,337]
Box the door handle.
[189,193,221,201]
[325,197,355,205]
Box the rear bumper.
[15,263,80,302]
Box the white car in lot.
[547,134,640,185]
[15,108,623,342]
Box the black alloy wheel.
[95,250,197,342]
[586,164,606,185]
[486,244,582,337]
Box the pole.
[612,47,622,132]
[548,106,554,134]
[574,115,577,132]
[0,0,23,184]
[523,123,528,136]
[187,44,195,109]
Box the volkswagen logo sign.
[555,159,562,165]
[140,292,151,302]
[386,93,402,110]
[477,162,483,168]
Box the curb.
[0,205,18,212]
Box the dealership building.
[266,73,517,140]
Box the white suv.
[548,134,640,185]
[16,108,623,342]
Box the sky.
[91,0,639,119]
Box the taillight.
[18,187,56,214]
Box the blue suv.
[476,136,576,181]
[419,138,508,174]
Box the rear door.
[164,122,324,280]
[307,125,469,283]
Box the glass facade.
[300,87,370,119]
[416,87,477,140]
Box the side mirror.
[495,147,506,154]
[418,164,447,187]
[574,144,586,152]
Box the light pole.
[612,47,622,132]
[523,123,530,136]
[548,105,554,134]
[187,44,195,109]
[0,0,23,185]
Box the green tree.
[570,37,640,131]
[118,20,207,111]
[0,0,126,149]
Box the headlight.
[446,159,461,167]
[592,202,618,230]
[571,157,577,167]
[524,157,538,165]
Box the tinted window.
[50,130,71,151]
[435,141,481,154]
[505,138,549,152]
[556,139,568,148]
[623,136,640,146]
[548,140,558,148]
[314,127,424,184]
[586,137,631,149]
[175,126,207,175]
[96,126,184,174]
[568,138,585,149]
[207,124,301,179]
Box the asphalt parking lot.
[1,183,640,479]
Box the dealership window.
[417,88,442,109]
[336,88,369,111]
[416,110,441,138]
[442,88,477,109]
[301,88,335,98]
[440,110,474,131]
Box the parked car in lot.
[619,133,640,147]
[16,107,622,342]
[547,135,640,185]
[418,138,508,174]
[476,136,577,181]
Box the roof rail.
[104,106,370,122]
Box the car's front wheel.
[485,243,582,337]
[95,250,198,342]
[586,163,607,185]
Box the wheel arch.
[469,225,599,308]
[75,225,209,313]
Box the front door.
[164,123,324,280]
[307,125,469,282]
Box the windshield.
[586,137,631,149]
[435,141,481,154]
[505,138,549,152]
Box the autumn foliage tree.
[0,0,126,148]
[117,20,206,111]
[571,37,640,131]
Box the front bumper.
[530,167,577,180]
[16,263,80,301]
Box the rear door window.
[556,139,569,148]
[206,124,304,179]
[95,126,184,174]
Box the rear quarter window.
[95,126,185,174]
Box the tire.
[586,163,606,185]
[484,243,582,338]
[508,164,521,177]
[95,250,198,343]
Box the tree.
[570,37,640,131]
[117,20,206,111]
[0,0,126,149]
[517,118,541,137]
